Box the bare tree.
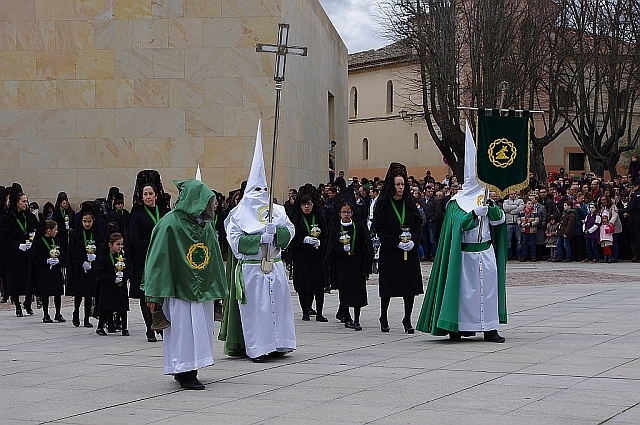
[381,0,573,180]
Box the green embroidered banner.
[476,109,530,197]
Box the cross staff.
[256,23,308,225]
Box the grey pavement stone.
[1,261,639,424]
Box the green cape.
[416,201,507,336]
[143,179,228,303]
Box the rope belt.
[234,257,282,304]
[461,241,492,252]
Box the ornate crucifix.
[256,23,307,224]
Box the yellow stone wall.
[0,0,347,207]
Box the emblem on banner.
[487,138,517,169]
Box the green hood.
[173,179,216,222]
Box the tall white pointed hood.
[452,121,486,212]
[225,120,289,234]
[195,164,201,181]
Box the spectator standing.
[421,186,442,261]
[502,192,524,260]
[518,199,540,262]
[583,203,601,262]
[628,154,639,179]
[556,201,576,262]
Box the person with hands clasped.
[31,220,65,323]
[95,232,130,336]
[66,208,98,327]
[291,193,328,322]
[0,183,37,317]
[583,202,601,262]
[327,201,373,331]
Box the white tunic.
[162,298,215,375]
[458,211,505,332]
[226,218,297,359]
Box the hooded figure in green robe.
[416,122,508,342]
[143,179,228,390]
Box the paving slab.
[0,261,639,424]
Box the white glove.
[343,244,351,252]
[260,233,274,244]
[398,241,413,251]
[19,243,29,251]
[47,258,59,266]
[87,253,96,262]
[405,240,415,251]
[473,205,488,217]
[26,241,32,249]
[311,238,320,247]
[82,261,91,272]
[265,223,276,235]
[116,271,123,278]
[115,277,123,284]
[303,236,314,245]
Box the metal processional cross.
[256,23,307,224]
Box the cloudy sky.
[318,0,389,53]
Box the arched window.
[362,138,369,161]
[349,86,358,118]
[414,133,419,149]
[386,80,393,114]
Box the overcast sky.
[318,0,389,53]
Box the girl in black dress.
[291,193,328,322]
[128,171,169,342]
[0,184,38,316]
[373,162,423,334]
[327,202,373,331]
[67,208,98,327]
[95,232,130,336]
[31,220,65,323]
[51,192,75,259]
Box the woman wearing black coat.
[0,185,38,316]
[373,163,423,334]
[95,232,131,336]
[67,208,98,327]
[291,193,328,322]
[51,192,75,258]
[31,220,65,323]
[128,174,169,342]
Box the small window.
[349,86,358,118]
[363,138,369,161]
[386,80,393,114]
[558,87,571,108]
[568,153,585,171]
[414,133,419,149]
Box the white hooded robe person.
[451,122,506,332]
[224,120,296,360]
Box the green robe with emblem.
[143,180,227,304]
[416,200,507,336]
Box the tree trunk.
[606,155,621,179]
[587,156,605,178]
[530,144,547,181]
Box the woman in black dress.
[31,220,66,323]
[291,193,328,322]
[128,171,169,342]
[373,163,423,333]
[0,184,38,316]
[327,201,373,331]
[95,232,130,336]
[51,192,75,259]
[67,208,98,327]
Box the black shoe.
[42,316,53,323]
[449,332,461,341]
[107,327,117,334]
[251,355,267,363]
[316,315,328,322]
[268,351,287,358]
[344,319,355,329]
[16,309,23,317]
[402,318,415,334]
[83,320,93,328]
[484,330,506,343]
[0,298,7,303]
[335,311,345,323]
[54,314,66,323]
[147,330,157,342]
[96,328,107,336]
[379,317,390,333]
[72,312,80,327]
[122,329,130,336]
[324,287,331,294]
[354,322,362,331]
[25,307,34,315]
[181,379,205,390]
[301,314,310,321]
[308,308,317,315]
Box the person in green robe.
[143,179,228,390]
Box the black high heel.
[379,317,390,333]
[402,318,414,334]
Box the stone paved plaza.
[1,261,639,425]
